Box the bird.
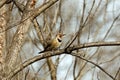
[38,33,65,53]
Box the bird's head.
[57,33,65,39]
[56,33,65,42]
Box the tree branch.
[71,52,115,80]
[0,0,7,8]
[5,0,59,70]
[7,41,120,79]
[32,0,59,18]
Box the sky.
[26,0,120,80]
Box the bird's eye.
[59,35,62,38]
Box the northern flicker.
[38,33,65,53]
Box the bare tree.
[0,0,120,80]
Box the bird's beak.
[62,34,65,36]
[58,33,65,38]
[61,34,65,37]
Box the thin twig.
[114,67,120,80]
[70,52,116,80]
